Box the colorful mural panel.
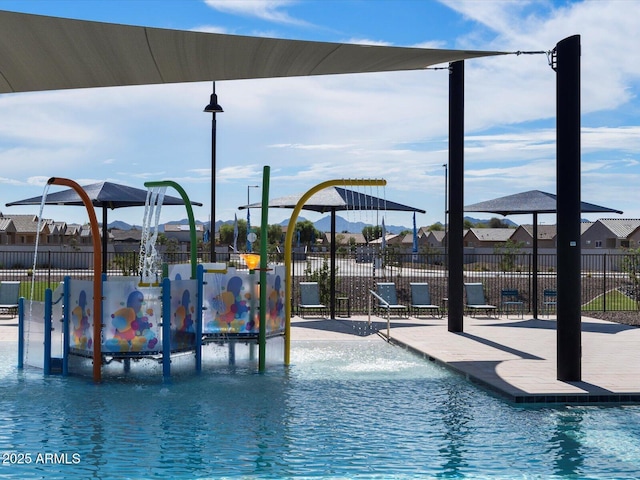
[102,280,161,353]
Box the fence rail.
[2,250,639,314]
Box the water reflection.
[549,409,585,477]
[436,381,473,478]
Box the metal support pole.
[448,60,464,333]
[330,209,337,319]
[258,166,271,372]
[533,212,539,318]
[555,35,582,381]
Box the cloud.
[204,0,311,27]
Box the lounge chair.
[464,282,497,317]
[298,282,327,318]
[410,283,441,318]
[500,289,524,318]
[374,282,408,318]
[0,281,20,318]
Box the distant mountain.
[313,215,407,234]
[108,220,135,231]
[108,214,517,234]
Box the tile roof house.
[463,228,515,248]
[581,219,640,249]
[424,230,445,248]
[0,214,51,245]
[510,225,557,249]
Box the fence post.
[603,253,607,312]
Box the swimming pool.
[1,339,639,479]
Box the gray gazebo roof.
[7,181,202,274]
[6,181,202,210]
[0,10,505,94]
[464,190,622,216]
[240,186,425,214]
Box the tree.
[295,220,321,245]
[362,225,382,242]
[494,239,524,272]
[621,247,640,308]
[219,219,247,250]
[267,224,284,246]
[427,222,443,231]
[488,217,510,228]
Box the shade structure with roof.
[0,10,506,94]
[6,181,203,273]
[464,190,622,318]
[240,186,425,319]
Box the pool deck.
[2,312,639,404]
[290,313,640,405]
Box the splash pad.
[18,170,285,382]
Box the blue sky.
[1,0,639,230]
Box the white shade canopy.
[0,10,506,94]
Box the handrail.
[369,289,391,340]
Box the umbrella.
[244,186,426,214]
[239,186,424,319]
[7,181,202,273]
[465,190,622,318]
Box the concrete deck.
[290,313,640,405]
[3,312,638,404]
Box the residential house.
[0,216,16,245]
[424,230,445,248]
[463,228,514,249]
[2,214,51,245]
[581,219,640,249]
[510,224,557,249]
[163,223,205,251]
[321,232,367,249]
[110,228,143,253]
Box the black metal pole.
[204,82,223,260]
[448,60,464,332]
[210,108,217,260]
[555,35,582,381]
[533,212,538,318]
[330,208,336,319]
[102,206,108,274]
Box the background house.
[581,219,640,249]
[463,228,514,248]
[510,224,557,249]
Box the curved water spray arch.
[47,177,103,383]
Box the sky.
[0,0,639,231]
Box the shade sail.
[0,10,506,94]
[6,181,202,210]
[464,190,622,215]
[239,186,425,214]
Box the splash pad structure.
[18,170,285,382]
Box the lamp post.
[203,81,223,261]
[247,185,259,252]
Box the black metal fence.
[2,249,639,314]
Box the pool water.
[1,339,640,479]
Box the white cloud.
[204,0,310,27]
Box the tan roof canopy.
[0,10,506,93]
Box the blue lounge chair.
[410,283,441,318]
[464,283,497,317]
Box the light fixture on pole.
[203,81,224,261]
[246,184,259,252]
